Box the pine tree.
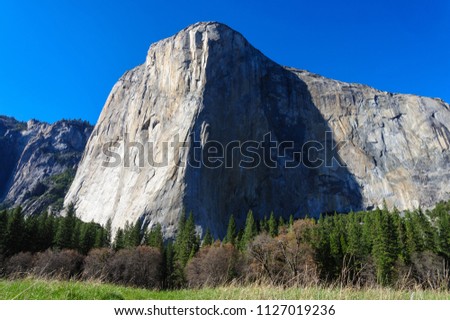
[240,210,257,250]
[289,214,294,227]
[268,211,278,237]
[371,208,399,285]
[36,212,56,251]
[260,215,268,233]
[202,229,213,247]
[55,203,76,249]
[174,212,199,267]
[414,208,436,252]
[146,223,164,250]
[123,220,142,247]
[313,213,335,279]
[94,227,105,248]
[24,215,40,252]
[328,215,344,272]
[224,214,236,245]
[164,241,176,288]
[361,210,374,256]
[346,211,362,257]
[436,209,450,260]
[72,220,81,251]
[114,228,125,250]
[404,210,419,257]
[392,207,407,262]
[80,222,98,254]
[278,216,285,229]
[0,210,8,254]
[5,207,25,255]
[104,218,112,247]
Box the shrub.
[247,233,283,285]
[186,243,242,288]
[107,246,162,289]
[33,249,84,279]
[0,254,5,277]
[5,252,34,278]
[410,251,449,289]
[82,248,114,280]
[247,220,318,286]
[276,224,318,286]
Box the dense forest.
[1,201,450,290]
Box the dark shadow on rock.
[182,24,363,238]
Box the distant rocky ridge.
[0,116,92,214]
[62,22,450,238]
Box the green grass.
[0,278,449,300]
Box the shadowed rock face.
[64,22,450,238]
[0,116,92,214]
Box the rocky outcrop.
[64,22,450,238]
[0,116,92,214]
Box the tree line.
[1,201,450,290]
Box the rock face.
[64,22,450,238]
[0,116,92,214]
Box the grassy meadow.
[0,278,449,300]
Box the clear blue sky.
[1,0,449,124]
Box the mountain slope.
[64,22,450,237]
[0,116,92,214]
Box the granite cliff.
[64,22,450,237]
[0,116,92,214]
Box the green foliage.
[174,212,199,268]
[0,210,8,253]
[371,208,398,285]
[3,197,450,291]
[239,210,257,250]
[202,229,213,247]
[5,207,25,255]
[268,211,278,237]
[289,214,294,228]
[114,228,125,251]
[223,214,236,245]
[80,222,98,255]
[146,223,164,250]
[55,203,77,249]
[104,218,112,248]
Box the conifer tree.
[260,215,268,233]
[0,210,8,253]
[146,223,164,250]
[174,212,199,267]
[72,219,81,251]
[80,222,98,254]
[104,218,112,248]
[55,203,77,249]
[94,227,105,248]
[224,214,236,245]
[24,215,40,252]
[313,213,335,279]
[371,208,399,285]
[114,228,125,250]
[437,211,450,260]
[164,241,176,288]
[289,214,294,227]
[345,211,362,257]
[5,207,26,255]
[240,210,257,250]
[202,229,213,247]
[268,211,278,237]
[278,216,285,229]
[37,212,56,251]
